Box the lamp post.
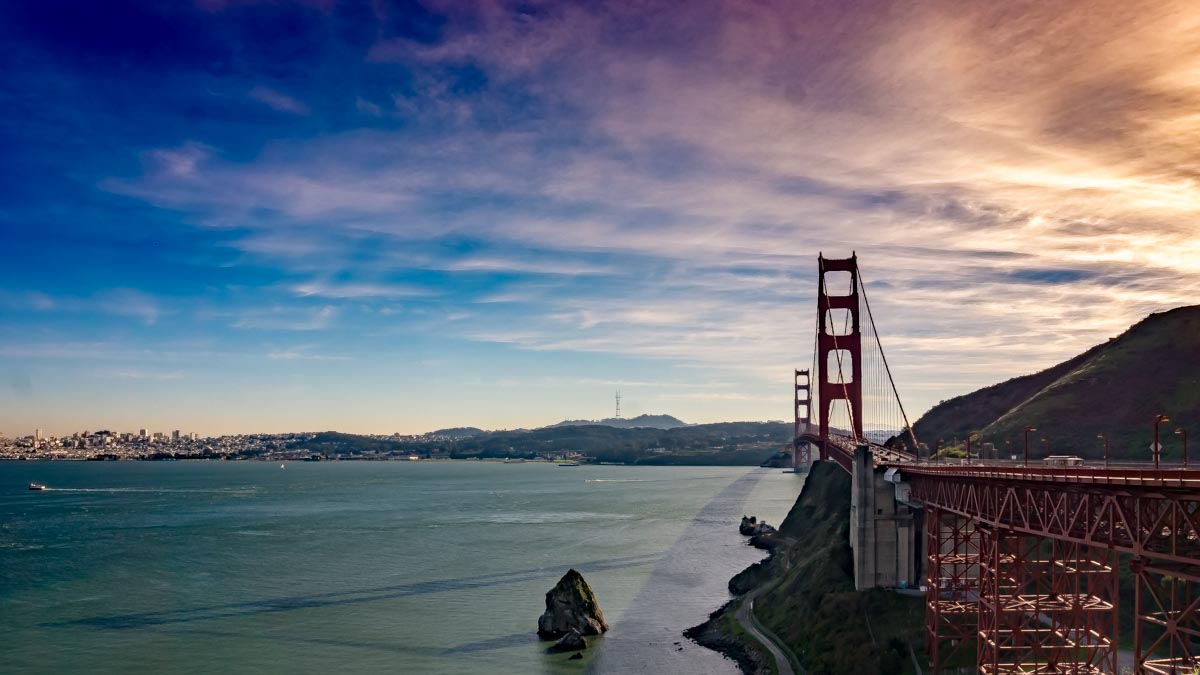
[1024,426,1037,467]
[1097,432,1109,469]
[966,432,978,464]
[1177,428,1189,468]
[1154,415,1169,469]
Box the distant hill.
[912,306,1200,460]
[549,414,688,430]
[283,421,789,465]
[429,427,485,438]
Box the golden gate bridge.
[792,253,1200,674]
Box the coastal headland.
[689,460,925,674]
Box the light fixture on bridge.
[1023,426,1037,467]
[1176,427,1188,468]
[1153,414,1170,469]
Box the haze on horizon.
[3,0,1199,437]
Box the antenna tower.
[615,390,621,419]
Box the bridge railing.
[890,461,1200,488]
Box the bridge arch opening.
[822,269,854,296]
[826,350,854,384]
[826,399,856,435]
[824,308,853,336]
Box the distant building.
[139,429,148,439]
[172,430,181,441]
[35,429,44,442]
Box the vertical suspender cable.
[858,267,920,451]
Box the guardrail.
[891,461,1200,488]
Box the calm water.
[0,461,802,674]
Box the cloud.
[248,86,309,115]
[234,305,338,331]
[83,0,1200,421]
[265,346,350,361]
[105,369,186,381]
[289,279,430,299]
[94,289,163,325]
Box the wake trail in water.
[587,468,776,675]
[41,487,253,494]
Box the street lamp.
[1154,415,1170,469]
[966,432,979,464]
[1177,428,1189,468]
[1024,426,1037,467]
[1097,432,1109,469]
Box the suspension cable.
[858,266,919,451]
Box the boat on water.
[28,482,48,491]
[557,460,580,467]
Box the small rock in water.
[552,628,588,651]
[537,569,609,639]
[738,515,758,536]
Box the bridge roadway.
[796,430,1200,673]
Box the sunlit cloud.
[5,0,1200,433]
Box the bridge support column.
[977,525,1117,674]
[925,507,980,673]
[1132,558,1200,674]
[851,443,918,591]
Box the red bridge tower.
[817,253,863,441]
[794,369,811,470]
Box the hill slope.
[913,305,1200,461]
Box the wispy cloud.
[234,305,338,331]
[248,86,309,115]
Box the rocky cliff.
[690,461,924,674]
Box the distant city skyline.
[4,1,1199,436]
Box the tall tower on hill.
[615,391,621,419]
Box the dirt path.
[734,583,801,675]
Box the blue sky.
[3,0,1199,436]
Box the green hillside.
[689,460,924,673]
[913,306,1200,461]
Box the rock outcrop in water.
[739,515,778,549]
[537,569,608,641]
[552,628,588,651]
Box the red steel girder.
[927,507,982,672]
[906,475,1200,567]
[976,525,1118,674]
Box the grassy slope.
[913,305,1200,460]
[694,461,924,674]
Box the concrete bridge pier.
[850,443,920,591]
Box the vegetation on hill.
[429,427,485,438]
[691,461,924,673]
[549,413,689,430]
[913,306,1200,461]
[281,422,790,465]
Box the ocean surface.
[0,461,802,674]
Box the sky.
[2,0,1199,437]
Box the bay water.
[0,461,802,674]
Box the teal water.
[0,461,802,674]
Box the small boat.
[28,482,48,491]
[557,460,580,467]
[280,464,286,469]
